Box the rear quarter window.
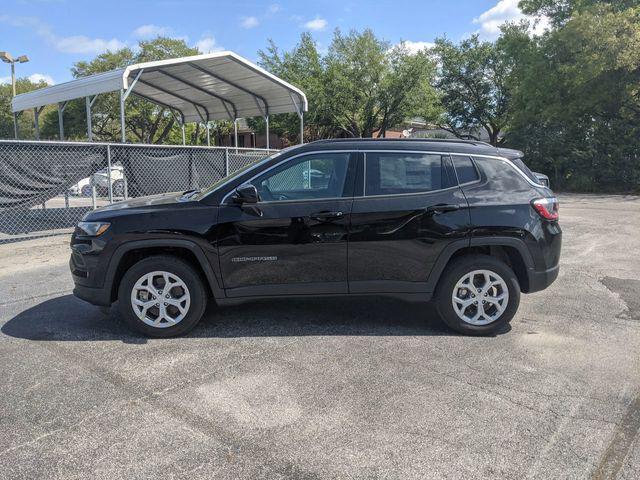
[472,156,532,192]
[451,156,480,184]
[510,158,541,184]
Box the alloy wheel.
[451,269,509,326]
[130,271,191,328]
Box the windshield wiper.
[181,188,201,199]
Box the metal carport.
[11,51,308,147]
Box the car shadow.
[1,294,510,343]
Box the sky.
[0,0,544,86]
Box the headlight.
[77,221,111,236]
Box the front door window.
[250,153,351,202]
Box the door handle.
[310,211,344,221]
[424,204,460,215]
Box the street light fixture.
[1,51,30,138]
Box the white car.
[69,165,125,197]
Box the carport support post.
[206,123,211,147]
[33,108,40,140]
[13,112,18,139]
[58,102,66,140]
[119,89,126,143]
[300,112,304,145]
[234,118,238,153]
[265,115,270,150]
[85,96,92,141]
[118,70,143,144]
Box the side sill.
[216,291,431,307]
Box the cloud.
[398,40,435,54]
[0,76,11,84]
[195,36,224,53]
[268,4,280,14]
[304,16,328,31]
[0,14,126,54]
[133,24,171,39]
[240,16,259,29]
[53,35,126,54]
[28,73,55,85]
[473,0,550,39]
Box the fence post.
[106,144,113,204]
[225,147,229,176]
[91,185,97,210]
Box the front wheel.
[118,256,207,337]
[434,255,520,335]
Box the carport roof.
[11,51,308,123]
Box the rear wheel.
[118,256,207,337]
[434,255,520,335]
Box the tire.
[117,255,207,337]
[81,184,92,197]
[112,179,125,197]
[434,254,520,336]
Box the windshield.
[192,149,289,200]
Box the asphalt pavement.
[0,194,639,479]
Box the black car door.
[217,151,357,297]
[348,151,470,294]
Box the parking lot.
[0,194,638,479]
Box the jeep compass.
[70,139,561,337]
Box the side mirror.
[233,184,259,204]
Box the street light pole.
[11,61,16,97]
[1,52,30,139]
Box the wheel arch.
[105,239,224,303]
[427,237,535,293]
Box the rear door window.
[364,153,445,196]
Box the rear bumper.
[525,264,559,293]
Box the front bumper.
[73,282,112,306]
[70,238,113,307]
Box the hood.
[84,191,195,220]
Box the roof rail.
[310,138,494,147]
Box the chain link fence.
[0,140,276,243]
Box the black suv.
[70,139,561,337]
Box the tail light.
[532,197,559,221]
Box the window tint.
[365,153,443,196]
[452,156,480,184]
[251,153,351,201]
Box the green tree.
[258,32,333,143]
[324,29,437,138]
[519,0,639,26]
[503,3,640,191]
[431,35,514,146]
[1,77,53,139]
[258,30,439,142]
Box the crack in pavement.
[592,389,640,480]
